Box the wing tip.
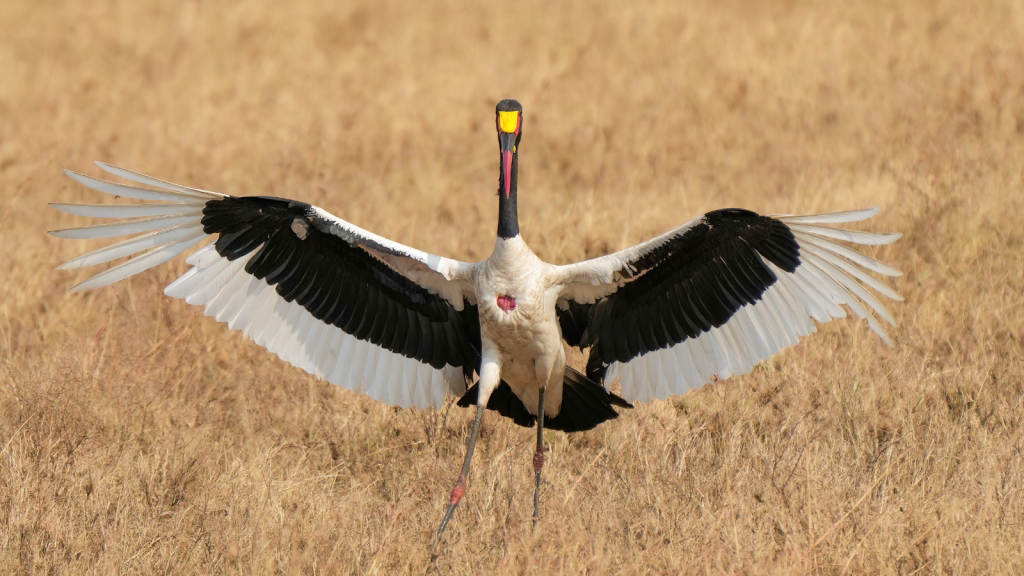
[878,330,894,348]
[94,160,121,174]
[63,168,88,183]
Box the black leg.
[431,403,486,556]
[532,386,545,527]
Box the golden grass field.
[3,0,1024,573]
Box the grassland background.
[2,0,1024,573]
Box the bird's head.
[495,99,522,198]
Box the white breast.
[475,236,566,415]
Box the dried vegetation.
[2,0,1024,573]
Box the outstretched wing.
[51,163,481,409]
[553,207,902,403]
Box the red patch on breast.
[496,295,517,313]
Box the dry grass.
[2,0,1024,573]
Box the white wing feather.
[574,208,904,404]
[52,164,474,408]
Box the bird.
[50,98,902,549]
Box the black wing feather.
[457,367,632,433]
[201,196,479,373]
[573,209,801,381]
[556,301,592,349]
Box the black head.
[495,99,523,113]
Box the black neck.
[497,153,519,239]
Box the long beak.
[499,132,516,198]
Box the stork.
[50,99,902,549]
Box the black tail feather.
[457,366,632,433]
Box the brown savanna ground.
[2,0,1024,573]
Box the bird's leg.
[431,403,486,555]
[431,348,499,559]
[532,386,545,527]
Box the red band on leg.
[533,451,544,473]
[450,475,467,505]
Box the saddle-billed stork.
[50,99,902,548]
